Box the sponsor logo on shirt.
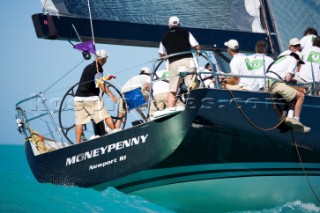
[307,51,320,63]
[245,58,265,70]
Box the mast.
[262,0,282,53]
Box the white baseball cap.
[224,39,239,50]
[140,67,151,74]
[289,38,301,46]
[168,16,180,27]
[95,49,108,59]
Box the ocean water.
[1,145,319,213]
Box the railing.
[15,93,64,143]
[147,49,320,116]
[58,81,125,144]
[15,50,320,145]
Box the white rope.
[71,24,82,42]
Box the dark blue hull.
[25,88,320,212]
[93,89,320,212]
[25,109,197,187]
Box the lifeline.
[66,134,149,166]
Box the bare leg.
[167,92,177,108]
[115,112,125,129]
[105,117,115,130]
[293,91,304,118]
[75,124,83,143]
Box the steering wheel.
[58,81,126,144]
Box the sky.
[0,1,158,145]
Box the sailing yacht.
[15,0,320,212]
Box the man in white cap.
[223,39,253,90]
[266,52,310,133]
[115,67,151,129]
[74,49,118,143]
[279,38,302,57]
[300,27,318,50]
[295,36,320,95]
[159,16,200,108]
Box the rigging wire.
[71,24,82,42]
[86,0,101,76]
[228,81,320,202]
[40,0,188,126]
[113,58,157,76]
[290,131,320,203]
[109,58,158,89]
[41,56,157,96]
[43,0,160,94]
[83,0,155,124]
[42,59,85,94]
[229,83,320,202]
[87,0,96,46]
[259,0,275,55]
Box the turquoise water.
[0,145,173,213]
[1,145,319,213]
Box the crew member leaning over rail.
[115,67,151,129]
[265,52,310,133]
[294,36,320,96]
[279,38,302,57]
[300,27,318,50]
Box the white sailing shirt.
[299,46,320,82]
[121,75,150,92]
[153,70,170,96]
[278,50,293,57]
[230,53,256,90]
[300,34,317,49]
[245,53,274,90]
[266,55,297,80]
[200,68,215,88]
